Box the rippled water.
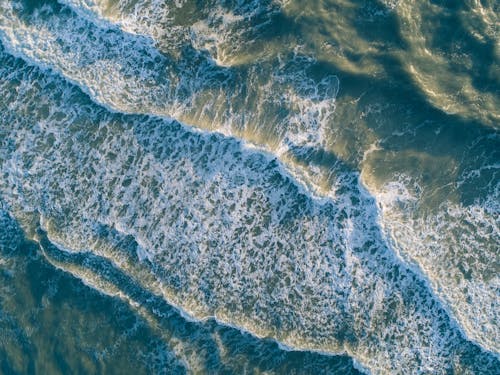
[0,0,498,374]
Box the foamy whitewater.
[0,0,498,374]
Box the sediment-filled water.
[0,0,498,374]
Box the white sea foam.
[0,0,338,159]
[0,42,497,373]
[372,173,500,354]
[0,0,498,372]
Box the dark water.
[0,0,498,373]
[0,212,361,374]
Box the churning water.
[0,0,498,374]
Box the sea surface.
[0,0,498,374]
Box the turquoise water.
[0,0,498,373]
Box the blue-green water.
[0,0,498,374]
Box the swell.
[0,0,340,165]
[0,42,498,375]
[0,210,362,374]
[0,0,497,357]
[0,1,499,373]
[34,224,366,374]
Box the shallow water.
[0,0,498,374]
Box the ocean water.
[0,0,498,374]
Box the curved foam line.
[0,36,498,363]
[34,227,368,374]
